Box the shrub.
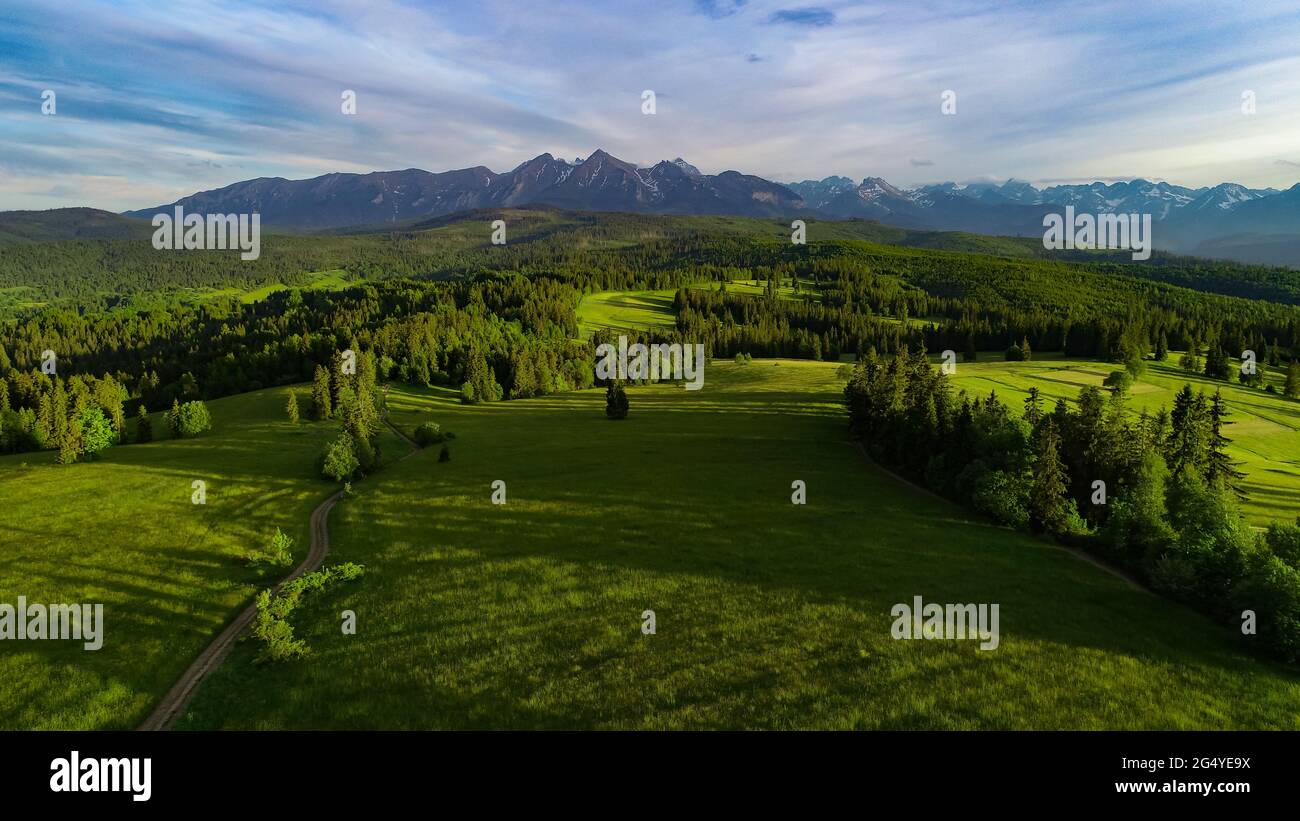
[1232,554,1300,663]
[168,400,211,437]
[971,470,1030,529]
[321,431,360,482]
[1264,520,1300,571]
[438,444,451,462]
[248,527,294,568]
[1103,370,1133,394]
[77,407,115,459]
[605,382,629,419]
[251,563,365,662]
[414,421,445,447]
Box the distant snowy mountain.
[124,152,1300,265]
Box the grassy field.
[0,386,403,729]
[944,353,1300,525]
[177,360,1300,729]
[575,280,810,338]
[576,289,678,337]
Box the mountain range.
[119,149,1300,267]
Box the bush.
[1232,554,1300,663]
[1004,343,1025,362]
[77,407,115,459]
[1264,519,1300,570]
[248,527,294,568]
[971,469,1030,529]
[414,421,446,447]
[168,400,211,437]
[321,431,360,482]
[1103,370,1133,394]
[438,444,451,462]
[251,563,366,662]
[605,381,629,419]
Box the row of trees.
[845,347,1300,662]
[313,349,384,482]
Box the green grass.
[575,280,812,338]
[0,386,403,729]
[576,289,678,337]
[178,360,1300,729]
[945,353,1300,525]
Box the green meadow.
[0,386,403,729]
[576,289,677,337]
[576,280,807,338]
[177,361,1300,730]
[945,354,1300,526]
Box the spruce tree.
[1206,389,1246,498]
[1023,387,1042,427]
[311,364,332,420]
[1030,421,1069,533]
[168,398,182,438]
[286,390,300,424]
[1286,361,1300,399]
[1166,385,1208,477]
[136,404,152,443]
[605,381,629,419]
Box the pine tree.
[1166,385,1208,476]
[135,404,152,443]
[1023,387,1043,427]
[605,381,629,419]
[1030,421,1069,533]
[1286,361,1300,399]
[1154,333,1168,362]
[168,398,182,438]
[1021,335,1032,362]
[286,390,300,424]
[311,364,332,420]
[1206,389,1246,498]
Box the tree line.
[845,347,1300,663]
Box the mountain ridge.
[111,149,1300,267]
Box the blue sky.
[3,0,1300,210]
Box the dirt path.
[139,416,419,731]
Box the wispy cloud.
[767,8,835,27]
[1,0,1299,210]
[696,0,748,18]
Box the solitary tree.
[605,381,629,419]
[286,389,300,424]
